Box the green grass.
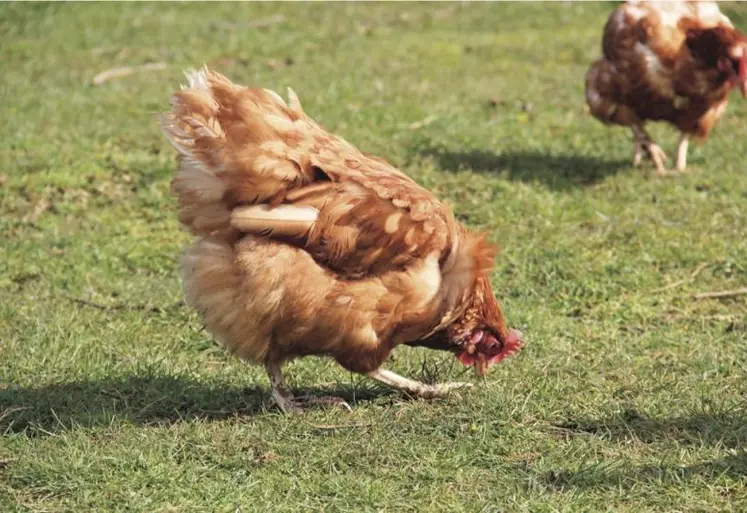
[2,2,747,511]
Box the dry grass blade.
[62,295,185,313]
[0,407,30,426]
[247,14,286,29]
[92,62,168,85]
[652,262,710,293]
[307,422,374,430]
[406,115,437,130]
[693,288,747,300]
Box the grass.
[2,2,747,511]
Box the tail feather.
[162,67,315,239]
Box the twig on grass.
[693,288,747,300]
[652,261,710,293]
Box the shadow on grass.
[543,409,747,489]
[553,409,747,447]
[417,146,631,190]
[544,452,747,490]
[0,375,386,436]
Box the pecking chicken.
[161,68,522,412]
[585,1,747,175]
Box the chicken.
[161,68,522,412]
[585,1,747,175]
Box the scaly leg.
[366,368,473,399]
[265,362,351,413]
[266,361,302,413]
[676,132,690,172]
[631,125,669,176]
[632,139,643,168]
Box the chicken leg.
[632,125,669,176]
[266,363,472,413]
[265,362,352,413]
[366,368,473,399]
[676,132,690,172]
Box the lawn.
[2,2,747,511]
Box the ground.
[2,2,747,512]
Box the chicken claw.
[265,362,351,413]
[646,142,670,176]
[632,125,669,176]
[272,392,304,414]
[366,368,473,399]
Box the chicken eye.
[483,330,504,351]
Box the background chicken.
[585,1,747,175]
[161,68,522,412]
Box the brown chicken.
[585,1,747,175]
[161,68,522,412]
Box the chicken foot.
[264,364,471,412]
[265,362,352,413]
[631,125,669,176]
[366,368,473,399]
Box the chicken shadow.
[0,375,386,436]
[544,452,747,490]
[553,408,747,447]
[416,146,630,190]
[542,409,747,489]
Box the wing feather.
[164,69,457,278]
